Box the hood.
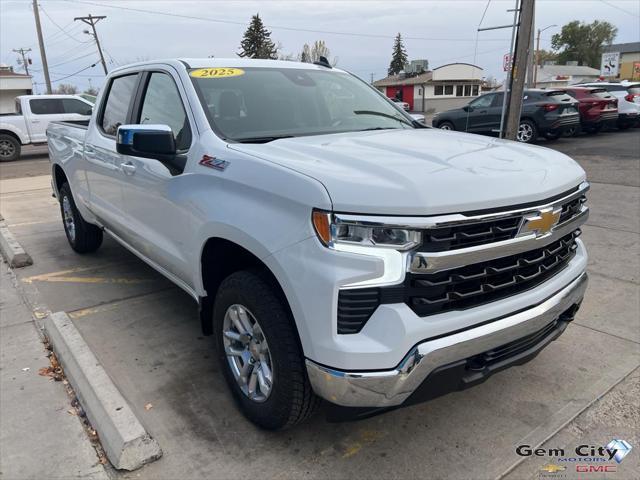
[229,129,586,215]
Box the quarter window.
[138,73,192,151]
[101,74,138,136]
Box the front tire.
[213,270,319,430]
[59,183,103,253]
[0,134,21,162]
[516,119,538,143]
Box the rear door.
[26,98,64,142]
[464,93,496,132]
[83,73,140,235]
[119,68,195,284]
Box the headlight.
[312,210,421,251]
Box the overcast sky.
[1,0,639,92]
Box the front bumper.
[306,271,587,408]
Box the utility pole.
[13,48,32,76]
[526,8,535,88]
[533,24,557,87]
[74,14,108,75]
[32,0,52,93]
[504,0,535,141]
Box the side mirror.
[116,124,176,162]
[463,105,473,112]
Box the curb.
[44,311,162,471]
[0,217,33,268]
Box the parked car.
[391,98,410,111]
[563,87,618,135]
[47,59,589,430]
[574,81,640,129]
[0,95,93,161]
[432,89,580,143]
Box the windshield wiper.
[353,110,413,126]
[357,127,397,132]
[234,135,295,144]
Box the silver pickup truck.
[47,58,589,430]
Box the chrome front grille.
[406,231,579,316]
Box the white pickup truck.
[0,94,93,161]
[47,59,589,430]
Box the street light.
[534,24,557,87]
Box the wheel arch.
[198,237,303,351]
[52,163,69,197]
[0,129,22,144]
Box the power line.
[60,0,511,43]
[478,0,492,27]
[49,62,98,83]
[48,50,99,68]
[599,0,640,17]
[74,14,108,74]
[39,4,89,43]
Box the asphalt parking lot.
[1,131,639,479]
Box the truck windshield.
[189,67,414,142]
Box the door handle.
[120,161,136,175]
[31,120,41,124]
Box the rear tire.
[213,270,319,430]
[0,134,21,162]
[438,121,455,131]
[59,183,103,253]
[516,119,537,143]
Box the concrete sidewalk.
[0,262,108,480]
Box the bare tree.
[56,83,78,94]
[299,41,337,65]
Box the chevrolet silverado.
[47,59,589,430]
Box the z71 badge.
[199,155,230,171]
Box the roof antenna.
[314,56,332,68]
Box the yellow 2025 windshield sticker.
[189,68,245,78]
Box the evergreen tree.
[238,14,278,59]
[388,33,408,76]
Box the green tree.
[238,14,278,59]
[536,49,558,66]
[388,33,408,76]
[551,20,617,67]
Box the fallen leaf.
[144,403,153,411]
[67,409,77,416]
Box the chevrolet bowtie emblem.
[540,464,566,473]
[518,207,562,238]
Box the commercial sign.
[503,53,513,72]
[600,52,620,77]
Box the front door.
[464,93,496,132]
[119,69,194,285]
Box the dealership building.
[373,63,484,113]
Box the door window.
[138,73,192,151]
[101,74,138,136]
[62,99,93,115]
[29,98,64,115]
[469,94,495,108]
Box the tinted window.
[62,99,92,115]
[101,74,138,136]
[30,99,64,115]
[138,73,192,151]
[491,93,504,107]
[469,94,494,108]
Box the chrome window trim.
[334,181,589,230]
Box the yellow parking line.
[22,264,149,285]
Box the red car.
[564,87,618,134]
